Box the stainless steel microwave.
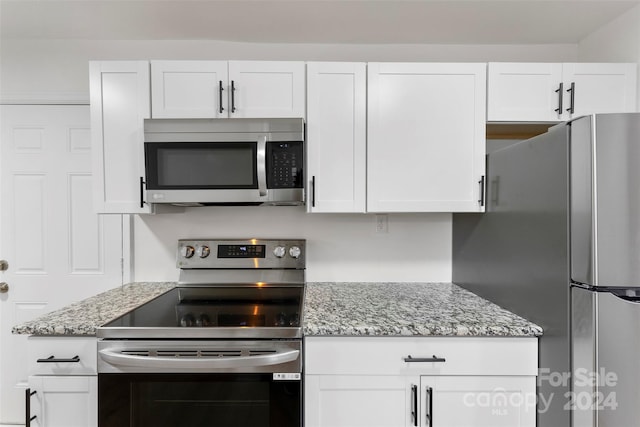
[143,118,305,206]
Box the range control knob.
[288,246,302,259]
[196,245,210,258]
[180,245,195,259]
[273,246,286,258]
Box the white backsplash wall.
[133,208,452,283]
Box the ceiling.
[1,0,639,45]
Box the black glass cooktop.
[103,286,303,329]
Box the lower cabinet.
[27,376,97,427]
[26,336,98,427]
[304,336,538,427]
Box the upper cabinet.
[306,62,367,213]
[367,63,486,213]
[488,62,638,122]
[151,60,306,119]
[90,61,152,214]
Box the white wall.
[133,209,451,282]
[578,4,640,108]
[0,39,577,102]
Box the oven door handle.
[98,348,299,370]
[257,135,268,197]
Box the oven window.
[145,142,257,189]
[99,373,301,427]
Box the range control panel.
[177,239,305,269]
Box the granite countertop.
[303,282,542,337]
[12,281,542,337]
[11,282,176,335]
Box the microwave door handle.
[257,136,268,196]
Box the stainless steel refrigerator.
[453,113,640,427]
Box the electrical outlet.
[375,214,388,234]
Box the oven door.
[98,340,302,427]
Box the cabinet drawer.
[304,336,537,376]
[28,336,97,375]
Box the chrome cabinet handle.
[0,282,8,293]
[566,82,575,114]
[256,136,268,197]
[311,176,316,208]
[411,384,418,426]
[218,80,225,114]
[404,355,446,363]
[0,259,8,271]
[554,82,564,116]
[25,388,36,427]
[37,355,80,363]
[99,348,299,370]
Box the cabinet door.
[28,376,97,427]
[367,63,486,212]
[89,61,152,214]
[151,60,228,118]
[487,62,564,122]
[563,63,637,118]
[420,376,536,427]
[306,62,366,212]
[305,375,415,427]
[228,61,306,118]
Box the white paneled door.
[0,105,124,424]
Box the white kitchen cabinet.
[151,60,306,119]
[563,63,637,118]
[305,375,413,427]
[304,336,537,427]
[419,376,535,427]
[27,376,97,427]
[487,62,637,122]
[151,60,228,118]
[89,61,152,214]
[367,62,486,213]
[26,337,98,427]
[306,62,367,213]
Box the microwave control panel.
[268,142,303,188]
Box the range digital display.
[217,244,266,258]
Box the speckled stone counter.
[303,282,542,337]
[11,282,176,335]
[13,281,542,337]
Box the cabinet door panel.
[305,375,413,427]
[563,63,637,117]
[89,61,151,214]
[421,376,536,427]
[151,60,228,118]
[487,62,563,122]
[368,63,486,212]
[307,62,366,212]
[228,61,305,118]
[29,376,97,427]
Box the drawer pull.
[37,355,80,363]
[404,355,446,363]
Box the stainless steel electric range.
[96,239,305,427]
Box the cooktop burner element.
[97,239,305,340]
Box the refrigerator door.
[570,113,640,288]
[571,285,640,427]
